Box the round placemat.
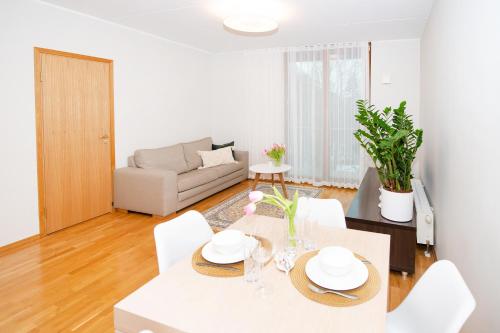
[192,235,272,277]
[290,250,381,307]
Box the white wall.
[0,0,210,246]
[209,50,285,166]
[421,0,500,331]
[371,39,421,175]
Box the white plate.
[202,236,258,264]
[305,255,368,291]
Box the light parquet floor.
[0,180,436,332]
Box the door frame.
[34,47,115,236]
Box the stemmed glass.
[252,240,275,297]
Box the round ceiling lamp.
[223,15,278,33]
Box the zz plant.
[354,100,423,193]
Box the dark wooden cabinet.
[346,168,416,273]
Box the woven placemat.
[290,251,381,307]
[192,236,272,278]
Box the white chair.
[297,197,346,228]
[386,260,476,333]
[154,210,213,273]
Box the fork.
[307,284,359,300]
[196,262,240,271]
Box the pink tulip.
[248,191,264,203]
[262,149,268,155]
[243,202,257,216]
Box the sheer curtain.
[285,42,369,188]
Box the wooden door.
[35,48,115,234]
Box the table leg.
[252,173,261,191]
[271,173,275,186]
[278,173,288,198]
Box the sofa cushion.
[211,161,243,178]
[177,168,245,202]
[177,168,218,192]
[134,144,189,174]
[182,137,212,170]
[198,147,236,169]
[212,141,235,158]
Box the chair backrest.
[297,197,346,228]
[389,260,476,333]
[154,210,214,273]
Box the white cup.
[318,246,355,276]
[212,230,245,255]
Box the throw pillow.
[198,147,236,169]
[212,141,235,158]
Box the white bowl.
[211,230,245,255]
[318,246,355,276]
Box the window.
[285,43,368,187]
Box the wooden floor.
[0,180,436,332]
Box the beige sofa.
[114,137,248,217]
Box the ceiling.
[41,0,435,53]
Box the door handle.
[100,134,110,143]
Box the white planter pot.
[379,188,414,222]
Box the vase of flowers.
[262,144,286,167]
[244,187,299,252]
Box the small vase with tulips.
[262,144,286,167]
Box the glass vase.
[283,215,297,255]
[272,158,282,167]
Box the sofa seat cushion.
[211,161,244,178]
[178,168,245,202]
[134,144,189,174]
[177,168,218,192]
[182,137,212,170]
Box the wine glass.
[252,240,275,297]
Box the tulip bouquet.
[244,187,299,248]
[262,144,286,167]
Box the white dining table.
[114,215,390,333]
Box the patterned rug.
[203,184,323,229]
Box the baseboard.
[0,234,40,256]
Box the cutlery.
[307,284,359,300]
[196,262,241,271]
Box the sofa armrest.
[114,167,178,216]
[234,150,249,179]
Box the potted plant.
[262,144,286,167]
[354,100,423,222]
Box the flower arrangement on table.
[262,144,286,167]
[244,187,299,248]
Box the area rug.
[203,184,323,229]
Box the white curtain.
[285,43,369,188]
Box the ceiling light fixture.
[223,15,278,33]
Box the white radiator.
[412,179,434,249]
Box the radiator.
[411,179,434,251]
